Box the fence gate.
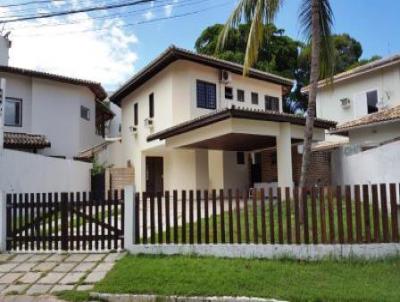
[5,191,124,252]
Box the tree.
[195,23,299,79]
[217,0,334,187]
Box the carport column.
[0,191,6,252]
[276,123,293,190]
[124,185,136,250]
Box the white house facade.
[111,46,334,194]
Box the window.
[4,98,22,127]
[237,89,245,102]
[149,93,154,118]
[80,105,90,121]
[134,103,138,126]
[265,95,279,111]
[196,80,216,109]
[366,90,378,114]
[225,86,233,100]
[236,152,245,165]
[251,92,259,105]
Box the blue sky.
[3,0,400,91]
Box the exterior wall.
[107,102,122,138]
[261,147,331,187]
[222,151,249,191]
[120,60,286,192]
[347,122,400,146]
[332,140,400,187]
[0,149,91,193]
[316,65,400,123]
[1,73,103,158]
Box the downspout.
[0,78,6,154]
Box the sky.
[1,0,400,92]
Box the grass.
[151,198,390,244]
[57,291,91,302]
[88,254,400,302]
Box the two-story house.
[302,54,400,185]
[111,46,335,193]
[0,35,113,159]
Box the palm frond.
[299,0,335,79]
[217,0,282,75]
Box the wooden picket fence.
[6,191,124,251]
[133,184,400,245]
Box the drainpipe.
[0,78,6,154]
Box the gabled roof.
[4,132,51,149]
[331,105,400,135]
[302,54,400,93]
[147,107,336,142]
[0,65,107,100]
[110,46,294,105]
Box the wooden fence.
[132,184,400,245]
[5,191,124,251]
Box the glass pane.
[4,99,21,126]
[366,90,378,114]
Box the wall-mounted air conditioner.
[144,118,154,129]
[220,70,232,84]
[340,97,351,109]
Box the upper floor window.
[4,98,22,127]
[134,103,138,126]
[237,89,245,102]
[366,90,378,114]
[225,86,233,100]
[149,93,154,118]
[196,80,216,110]
[265,95,279,111]
[80,105,90,121]
[251,92,259,105]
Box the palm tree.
[218,0,334,187]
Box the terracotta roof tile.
[4,132,51,149]
[331,105,400,134]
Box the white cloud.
[3,8,138,90]
[143,10,155,21]
[164,5,173,17]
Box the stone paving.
[0,252,125,297]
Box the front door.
[146,156,164,195]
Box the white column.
[276,123,293,189]
[0,191,6,252]
[124,185,136,250]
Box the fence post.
[124,186,136,249]
[0,191,6,252]
[60,193,68,251]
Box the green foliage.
[95,255,400,302]
[57,290,91,302]
[195,23,299,79]
[91,156,107,176]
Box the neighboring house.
[303,54,400,185]
[110,46,335,193]
[0,34,113,193]
[0,36,113,159]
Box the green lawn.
[85,254,400,302]
[151,199,390,245]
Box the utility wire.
[6,0,206,31]
[0,0,66,8]
[12,1,231,37]
[0,0,156,24]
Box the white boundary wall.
[125,244,400,261]
[332,141,400,187]
[0,149,91,193]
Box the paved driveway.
[0,252,125,297]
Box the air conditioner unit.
[144,118,154,128]
[340,97,351,109]
[220,70,232,84]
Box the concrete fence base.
[125,243,400,260]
